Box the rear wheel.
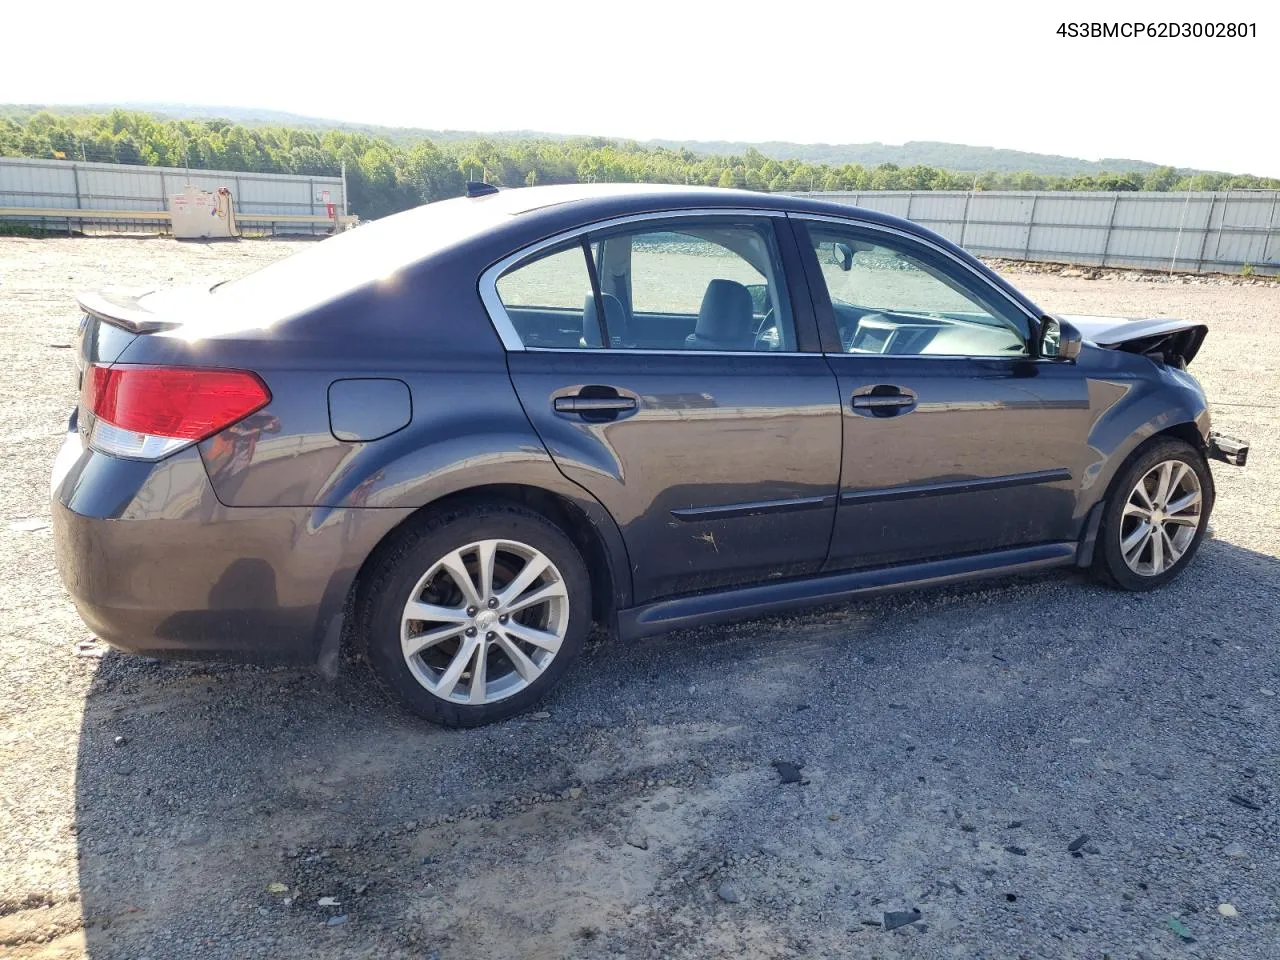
[357,502,591,727]
[1092,438,1214,591]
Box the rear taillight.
[82,364,271,460]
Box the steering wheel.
[753,305,779,351]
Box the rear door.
[792,216,1092,571]
[492,213,843,604]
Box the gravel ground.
[1,237,1278,960]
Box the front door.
[494,215,843,603]
[793,218,1092,571]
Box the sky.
[2,0,1275,174]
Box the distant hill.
[643,139,1173,176]
[1,102,1204,177]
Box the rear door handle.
[554,396,637,413]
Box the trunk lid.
[72,286,213,416]
[77,289,186,335]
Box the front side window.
[495,243,601,349]
[595,220,796,352]
[805,225,1029,357]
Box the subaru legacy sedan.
[52,183,1248,726]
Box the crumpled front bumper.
[1208,431,1249,467]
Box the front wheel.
[1092,438,1214,591]
[357,502,592,727]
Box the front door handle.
[851,386,918,417]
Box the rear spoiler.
[76,291,181,334]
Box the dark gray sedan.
[51,183,1248,726]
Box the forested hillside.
[3,109,1277,221]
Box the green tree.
[1142,166,1180,191]
[870,163,903,190]
[6,107,1278,219]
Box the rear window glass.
[211,197,506,323]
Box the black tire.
[355,500,592,727]
[1091,437,1214,591]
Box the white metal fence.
[794,190,1280,276]
[3,160,1277,273]
[0,157,347,235]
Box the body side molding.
[840,468,1072,505]
[617,542,1077,640]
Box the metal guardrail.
[0,207,357,235]
[0,156,349,236]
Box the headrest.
[694,279,754,344]
[582,293,628,346]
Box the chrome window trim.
[524,347,811,357]
[479,208,790,354]
[787,211,1043,360]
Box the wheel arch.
[1100,420,1211,500]
[1081,368,1211,510]
[1076,419,1213,567]
[343,482,630,647]
[1153,420,1207,453]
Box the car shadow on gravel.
[72,538,1280,960]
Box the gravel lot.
[1,236,1278,960]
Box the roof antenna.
[466,181,500,198]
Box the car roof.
[209,184,1041,331]
[213,185,910,318]
[473,181,906,226]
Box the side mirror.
[830,242,855,271]
[1040,316,1082,361]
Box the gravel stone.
[2,238,1278,959]
[624,831,649,851]
[716,883,743,904]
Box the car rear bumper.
[51,432,412,663]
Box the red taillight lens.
[83,364,270,456]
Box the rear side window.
[495,243,601,349]
[595,220,796,352]
[630,232,767,315]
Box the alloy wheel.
[1119,459,1203,577]
[400,539,569,704]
